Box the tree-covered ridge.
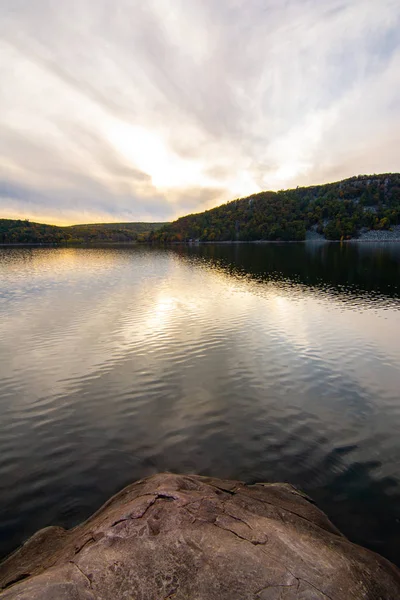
[2,174,400,244]
[151,174,400,242]
[0,220,166,244]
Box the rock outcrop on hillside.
[1,473,399,599]
[150,173,400,242]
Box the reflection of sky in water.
[0,245,400,564]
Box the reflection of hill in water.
[170,242,400,564]
[175,243,400,306]
[1,245,400,568]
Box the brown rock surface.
[0,473,399,599]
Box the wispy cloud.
[0,0,399,223]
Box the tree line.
[0,220,166,244]
[2,174,400,245]
[150,174,400,242]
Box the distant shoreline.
[1,239,400,248]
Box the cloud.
[0,0,399,223]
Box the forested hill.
[151,173,400,242]
[2,174,400,244]
[0,220,166,244]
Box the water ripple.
[0,245,400,565]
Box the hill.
[2,174,400,245]
[0,220,166,245]
[151,173,400,242]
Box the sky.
[0,0,399,225]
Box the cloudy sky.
[0,0,399,224]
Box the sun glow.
[106,123,206,189]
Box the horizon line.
[1,171,397,227]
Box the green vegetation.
[0,220,166,245]
[2,174,400,244]
[151,173,400,242]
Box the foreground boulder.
[1,473,399,599]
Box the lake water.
[0,243,400,565]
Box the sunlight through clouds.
[0,0,399,223]
[106,123,207,189]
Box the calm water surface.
[0,243,400,564]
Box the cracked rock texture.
[1,473,399,599]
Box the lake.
[0,243,400,565]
